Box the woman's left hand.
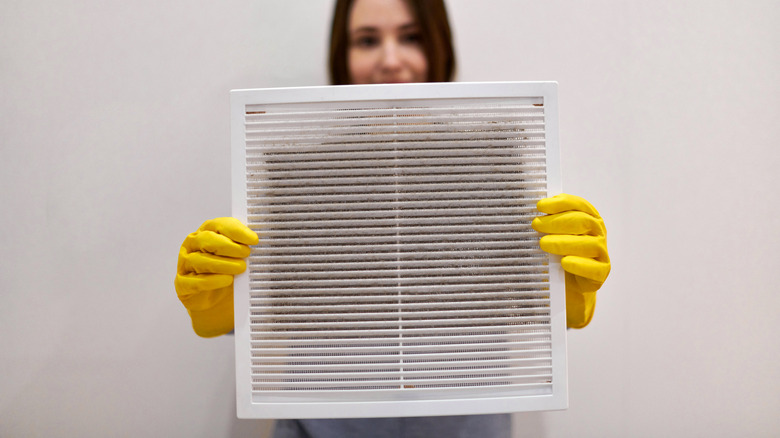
[532,194,611,329]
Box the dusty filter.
[231,82,566,419]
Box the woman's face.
[347,0,429,84]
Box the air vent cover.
[231,82,566,419]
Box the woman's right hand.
[174,217,259,338]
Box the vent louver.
[231,82,566,419]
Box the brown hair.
[328,0,456,85]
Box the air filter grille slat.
[232,82,565,419]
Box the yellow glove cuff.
[186,286,235,338]
[566,273,597,329]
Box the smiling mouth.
[380,78,412,84]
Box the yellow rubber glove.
[532,194,611,329]
[174,218,259,338]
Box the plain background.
[2,0,779,436]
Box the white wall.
[1,1,778,437]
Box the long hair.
[328,0,456,85]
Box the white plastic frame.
[230,81,566,419]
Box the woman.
[175,0,610,436]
